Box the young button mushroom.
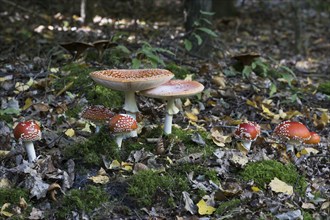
[234,121,260,151]
[140,80,204,135]
[273,120,311,162]
[13,120,41,162]
[304,132,320,145]
[89,69,174,119]
[81,105,115,133]
[109,114,138,149]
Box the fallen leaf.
[0,178,11,188]
[182,191,197,215]
[300,147,319,155]
[22,98,33,111]
[320,201,330,210]
[65,128,75,137]
[0,203,13,217]
[19,197,28,209]
[301,202,316,210]
[108,160,121,170]
[197,199,216,215]
[89,175,109,184]
[269,177,293,195]
[28,207,44,219]
[210,127,232,147]
[185,111,198,122]
[251,186,260,192]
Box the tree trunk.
[184,0,213,58]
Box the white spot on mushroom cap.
[109,114,138,133]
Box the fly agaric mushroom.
[89,69,174,119]
[81,105,115,133]
[13,120,41,162]
[234,121,260,151]
[304,132,320,145]
[273,120,311,155]
[109,114,138,149]
[140,80,204,135]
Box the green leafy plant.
[184,10,217,52]
[132,41,175,68]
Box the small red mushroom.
[109,114,138,149]
[13,120,41,162]
[81,105,114,133]
[234,121,260,151]
[304,132,320,145]
[273,121,311,151]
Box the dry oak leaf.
[269,177,293,195]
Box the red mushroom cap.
[81,105,114,122]
[234,121,261,141]
[304,132,320,144]
[109,114,137,133]
[13,121,41,141]
[273,121,311,142]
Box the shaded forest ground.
[0,0,329,219]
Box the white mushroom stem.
[164,98,180,135]
[241,140,252,151]
[24,141,37,162]
[123,91,138,137]
[286,144,294,152]
[115,136,124,150]
[123,91,139,118]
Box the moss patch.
[240,160,307,194]
[85,85,123,108]
[215,198,241,215]
[56,185,109,218]
[128,170,189,207]
[318,81,330,95]
[0,187,29,206]
[63,128,120,166]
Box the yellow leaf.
[251,186,260,192]
[1,203,13,217]
[109,160,121,169]
[22,98,33,111]
[197,199,216,215]
[269,177,293,195]
[246,99,258,108]
[261,104,275,117]
[301,147,319,155]
[65,128,75,137]
[185,111,198,122]
[88,175,109,184]
[121,162,133,171]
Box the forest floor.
[0,1,329,219]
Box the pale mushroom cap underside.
[140,80,204,99]
[90,69,174,91]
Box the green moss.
[166,63,191,79]
[0,188,29,206]
[168,127,215,156]
[85,85,123,108]
[215,198,241,215]
[240,160,307,194]
[65,105,83,118]
[302,211,313,220]
[170,163,219,185]
[128,170,189,207]
[63,128,120,166]
[56,185,109,218]
[318,81,330,95]
[53,63,93,92]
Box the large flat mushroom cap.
[140,80,204,99]
[90,69,174,91]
